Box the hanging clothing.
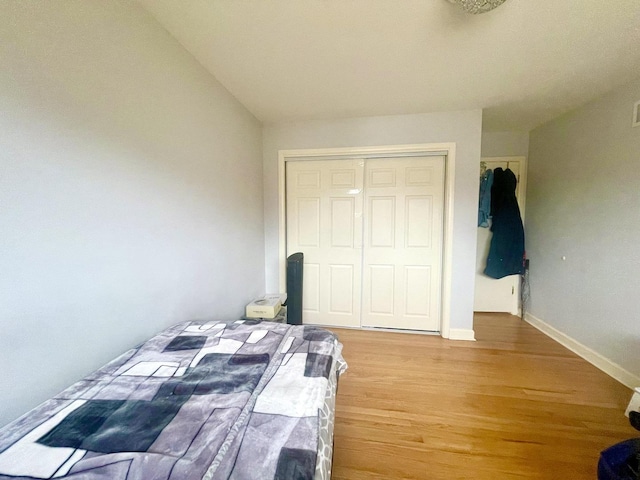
[484,168,525,279]
[478,168,493,227]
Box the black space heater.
[285,252,303,325]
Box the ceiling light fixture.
[446,0,507,14]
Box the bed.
[0,319,346,480]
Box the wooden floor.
[329,313,635,480]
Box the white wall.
[481,131,530,158]
[0,1,264,427]
[263,111,483,333]
[527,78,640,379]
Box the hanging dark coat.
[484,168,525,279]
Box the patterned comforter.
[0,320,346,479]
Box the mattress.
[0,320,346,480]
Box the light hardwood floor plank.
[329,313,635,480]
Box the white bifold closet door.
[286,156,445,331]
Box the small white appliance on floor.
[245,294,286,319]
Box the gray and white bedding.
[0,320,346,480]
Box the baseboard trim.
[448,328,476,341]
[524,313,640,389]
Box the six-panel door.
[286,159,364,327]
[361,157,445,331]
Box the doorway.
[473,156,527,315]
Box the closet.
[286,156,445,331]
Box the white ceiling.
[137,0,640,132]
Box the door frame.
[277,143,457,338]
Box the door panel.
[369,168,396,187]
[361,156,445,331]
[369,197,396,247]
[406,196,432,247]
[369,265,395,315]
[405,266,431,316]
[296,198,320,246]
[286,160,364,327]
[330,198,355,247]
[329,265,354,314]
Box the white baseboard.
[524,313,640,389]
[448,328,476,341]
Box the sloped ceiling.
[137,0,640,131]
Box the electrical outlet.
[633,100,640,128]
